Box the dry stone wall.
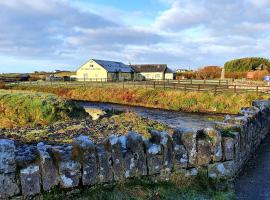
[1,100,270,199]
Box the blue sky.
[0,0,270,73]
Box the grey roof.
[93,59,133,73]
[131,64,167,73]
[165,68,175,73]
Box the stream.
[78,101,225,130]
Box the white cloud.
[0,0,270,72]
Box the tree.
[224,57,270,72]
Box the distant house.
[131,64,174,80]
[176,69,190,73]
[76,59,134,81]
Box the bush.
[196,66,222,79]
[0,81,5,89]
[224,57,270,72]
[225,72,247,79]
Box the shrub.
[224,57,270,72]
[0,81,5,89]
[196,66,222,79]
[225,72,247,79]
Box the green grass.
[0,89,87,128]
[10,85,270,114]
[43,176,235,200]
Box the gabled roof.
[131,64,167,73]
[165,68,175,73]
[93,59,133,73]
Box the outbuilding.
[131,64,174,80]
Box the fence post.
[163,81,165,89]
[214,85,217,95]
[256,86,259,95]
[219,80,221,85]
[123,80,124,89]
[234,85,236,93]
[198,84,201,92]
[153,81,156,89]
[190,79,193,84]
[184,84,187,92]
[173,83,176,89]
[204,79,206,85]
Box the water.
[78,102,225,130]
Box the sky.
[0,0,270,73]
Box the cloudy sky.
[0,0,270,73]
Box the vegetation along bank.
[0,89,87,128]
[10,85,270,114]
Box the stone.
[224,115,248,125]
[146,131,174,177]
[96,145,114,183]
[20,164,41,196]
[173,128,197,166]
[208,161,235,179]
[125,132,147,177]
[197,139,211,166]
[0,139,16,173]
[103,135,125,181]
[50,145,81,188]
[37,142,59,191]
[73,136,97,186]
[0,173,20,198]
[146,143,163,175]
[222,137,235,161]
[185,168,198,177]
[203,128,223,162]
[173,140,188,170]
[252,100,270,109]
[15,145,39,169]
[240,107,260,117]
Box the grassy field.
[10,85,270,114]
[0,89,87,128]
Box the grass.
[10,85,270,114]
[0,89,87,128]
[1,112,173,143]
[43,174,235,200]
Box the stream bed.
[79,101,225,130]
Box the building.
[76,59,134,81]
[131,64,174,80]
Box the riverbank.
[9,85,270,114]
[0,89,87,128]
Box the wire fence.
[10,79,270,95]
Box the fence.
[11,79,270,95]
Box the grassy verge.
[0,89,87,128]
[10,85,270,114]
[43,174,235,200]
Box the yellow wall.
[165,73,174,80]
[77,59,133,81]
[77,60,108,81]
[136,72,164,80]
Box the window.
[155,74,160,78]
[90,64,94,67]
